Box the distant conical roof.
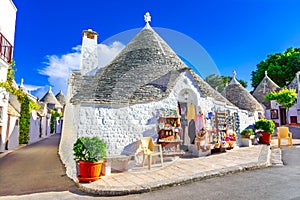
[287,73,299,91]
[223,71,264,112]
[55,90,66,107]
[40,87,62,109]
[70,13,234,107]
[252,71,280,109]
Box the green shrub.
[240,128,255,138]
[73,136,107,162]
[254,119,275,135]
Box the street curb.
[78,145,271,196]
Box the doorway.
[279,107,286,125]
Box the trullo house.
[59,13,262,180]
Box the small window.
[270,109,278,119]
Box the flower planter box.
[240,138,253,147]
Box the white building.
[253,71,300,126]
[0,0,17,152]
[59,13,262,181]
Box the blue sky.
[12,0,300,98]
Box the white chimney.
[80,29,99,75]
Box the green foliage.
[50,109,62,133]
[240,128,255,138]
[73,136,107,162]
[19,96,30,144]
[0,60,40,144]
[251,47,300,89]
[205,74,247,93]
[254,119,275,135]
[264,88,297,109]
[205,74,224,92]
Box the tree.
[205,74,247,93]
[251,47,300,89]
[264,88,297,123]
[50,109,62,133]
[205,74,224,92]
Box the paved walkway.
[0,134,76,196]
[2,131,299,197]
[79,132,300,196]
[78,144,271,196]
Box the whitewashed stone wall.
[5,95,19,150]
[59,74,82,181]
[29,110,41,143]
[7,115,19,150]
[55,118,63,134]
[239,110,256,131]
[0,97,8,152]
[287,104,297,124]
[268,101,298,124]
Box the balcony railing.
[0,32,13,64]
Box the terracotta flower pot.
[77,160,103,182]
[259,132,271,144]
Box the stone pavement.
[78,144,271,196]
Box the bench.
[102,155,134,176]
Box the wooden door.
[279,107,286,125]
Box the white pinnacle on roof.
[144,12,151,29]
[229,70,240,85]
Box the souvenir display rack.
[157,109,185,156]
[212,111,237,152]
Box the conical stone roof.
[70,18,234,106]
[40,87,62,109]
[252,71,280,109]
[287,74,298,91]
[55,90,66,107]
[223,71,264,112]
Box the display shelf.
[157,111,183,157]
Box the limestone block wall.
[29,110,41,143]
[59,76,82,181]
[77,97,178,156]
[7,115,19,150]
[287,104,297,124]
[0,99,8,152]
[239,110,256,131]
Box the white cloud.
[23,84,44,92]
[98,42,125,67]
[37,42,125,96]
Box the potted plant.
[240,128,255,147]
[254,119,275,144]
[73,136,107,182]
[240,128,255,139]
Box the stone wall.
[29,110,41,143]
[7,115,19,150]
[0,98,8,152]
